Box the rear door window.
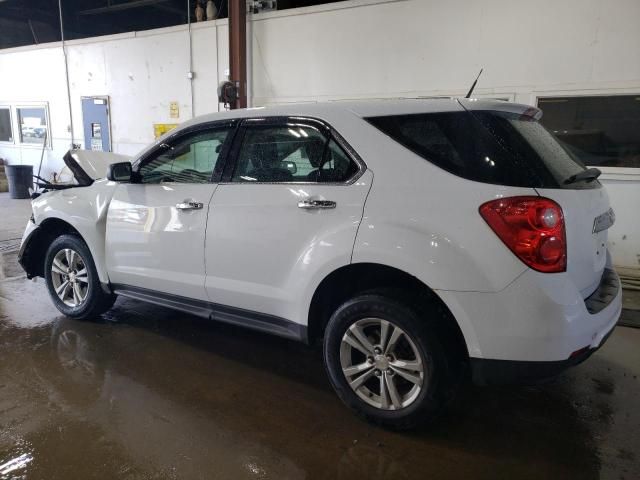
[231,123,359,183]
[366,111,594,189]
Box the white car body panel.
[105,183,218,300]
[344,115,532,293]
[20,98,622,370]
[440,252,621,361]
[29,180,118,284]
[204,170,373,324]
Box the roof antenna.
[465,68,483,98]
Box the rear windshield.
[366,110,598,189]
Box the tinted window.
[538,95,640,169]
[366,111,592,189]
[307,139,359,182]
[232,125,358,183]
[473,111,587,187]
[140,129,229,184]
[0,108,12,142]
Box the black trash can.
[5,165,33,199]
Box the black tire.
[44,234,116,320]
[323,292,461,430]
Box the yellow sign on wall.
[169,101,179,119]
[153,123,178,139]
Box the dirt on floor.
[1,191,639,479]
[0,275,639,480]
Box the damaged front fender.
[20,179,119,283]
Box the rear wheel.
[44,235,116,320]
[323,293,460,430]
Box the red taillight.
[479,196,566,273]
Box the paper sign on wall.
[169,101,179,119]
[154,123,178,139]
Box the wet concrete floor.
[1,276,639,479]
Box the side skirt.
[111,284,308,343]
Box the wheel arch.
[307,262,471,362]
[20,218,84,279]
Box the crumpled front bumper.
[17,218,40,278]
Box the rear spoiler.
[457,98,542,120]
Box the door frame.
[104,120,239,299]
[80,95,112,152]
[220,116,367,185]
[132,119,240,183]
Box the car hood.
[63,149,132,185]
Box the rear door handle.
[297,200,337,210]
[176,201,204,210]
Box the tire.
[323,292,461,430]
[44,234,116,320]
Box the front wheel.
[44,234,116,320]
[323,293,458,430]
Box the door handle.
[176,201,204,210]
[297,200,337,210]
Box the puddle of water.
[0,277,638,479]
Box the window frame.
[534,91,640,175]
[15,103,51,149]
[0,105,14,144]
[221,116,366,185]
[133,119,238,184]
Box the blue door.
[81,97,111,152]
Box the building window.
[538,95,640,169]
[0,107,12,143]
[17,106,49,146]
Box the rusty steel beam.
[228,0,247,109]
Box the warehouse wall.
[0,0,638,271]
[0,24,221,172]
[248,0,640,105]
[0,45,70,173]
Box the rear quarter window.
[366,111,597,189]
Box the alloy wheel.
[339,317,425,410]
[50,248,89,308]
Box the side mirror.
[107,162,133,182]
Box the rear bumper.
[470,318,616,385]
[438,253,622,381]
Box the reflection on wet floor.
[1,277,639,479]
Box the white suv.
[19,99,621,429]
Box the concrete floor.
[0,194,31,243]
[1,193,639,479]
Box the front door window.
[140,129,231,184]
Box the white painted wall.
[0,45,71,175]
[0,0,638,270]
[67,27,195,156]
[0,22,226,173]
